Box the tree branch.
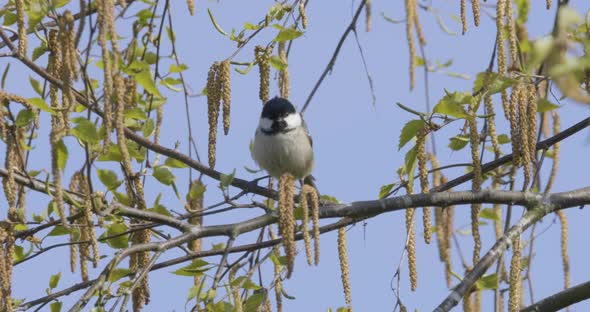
[520,280,590,312]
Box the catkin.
[59,12,78,133]
[338,227,353,311]
[484,94,501,159]
[186,180,204,285]
[404,0,416,90]
[300,186,313,265]
[496,0,510,120]
[255,46,271,103]
[268,228,283,312]
[518,84,531,188]
[220,60,232,135]
[546,0,551,9]
[365,0,372,32]
[472,0,480,27]
[278,42,290,99]
[509,84,522,167]
[416,129,431,244]
[556,211,570,291]
[509,237,522,312]
[278,173,296,278]
[404,181,418,291]
[68,173,81,273]
[0,228,13,312]
[15,0,26,57]
[206,62,221,168]
[299,0,308,29]
[526,85,538,173]
[187,0,195,16]
[97,0,115,147]
[468,106,482,266]
[460,0,467,35]
[300,185,320,265]
[506,0,518,68]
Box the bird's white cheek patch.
[284,113,302,129]
[259,117,273,131]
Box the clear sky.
[3,0,590,311]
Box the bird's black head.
[261,97,296,120]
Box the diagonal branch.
[520,280,590,312]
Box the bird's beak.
[272,119,287,132]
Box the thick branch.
[521,280,590,312]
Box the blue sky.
[3,0,590,311]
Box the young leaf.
[29,76,44,96]
[164,157,188,168]
[433,92,471,119]
[56,140,68,170]
[28,97,55,113]
[153,166,175,185]
[97,169,121,190]
[537,99,560,112]
[108,268,132,283]
[71,118,100,144]
[135,69,163,97]
[207,9,228,36]
[399,119,425,150]
[49,272,61,289]
[15,109,35,127]
[479,208,499,221]
[274,28,304,42]
[50,302,62,312]
[448,135,470,151]
[378,183,397,199]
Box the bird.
[252,97,315,183]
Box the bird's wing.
[300,114,313,147]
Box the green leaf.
[165,26,176,44]
[244,22,261,30]
[172,259,210,276]
[479,208,499,221]
[448,135,470,151]
[13,245,25,262]
[207,9,227,36]
[473,72,515,94]
[497,134,511,144]
[3,12,17,26]
[399,119,425,150]
[169,64,188,73]
[187,182,206,201]
[537,99,560,112]
[32,43,48,61]
[47,225,71,236]
[28,97,55,113]
[187,285,200,302]
[71,118,100,144]
[164,157,188,168]
[134,69,163,97]
[142,119,155,137]
[49,272,61,289]
[274,27,304,42]
[104,223,129,249]
[231,276,261,290]
[98,144,123,162]
[404,145,418,186]
[144,51,158,65]
[244,292,265,312]
[378,183,397,199]
[160,77,182,92]
[220,169,236,188]
[149,195,173,217]
[50,301,62,312]
[56,140,68,170]
[114,192,133,206]
[269,55,287,71]
[153,166,175,185]
[475,273,498,291]
[97,169,121,190]
[108,268,132,282]
[15,109,35,127]
[124,107,147,120]
[433,92,471,119]
[29,76,44,96]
